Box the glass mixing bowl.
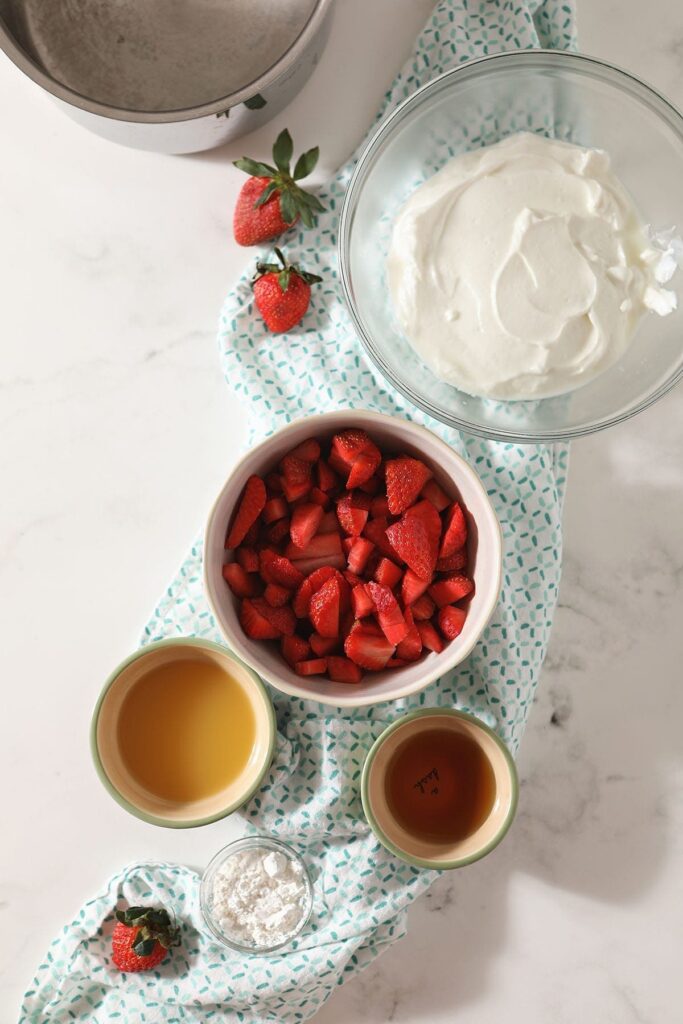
[339,50,683,442]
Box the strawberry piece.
[386,518,436,581]
[344,625,395,670]
[347,537,375,575]
[436,549,468,573]
[309,577,341,638]
[259,550,304,589]
[281,634,311,667]
[317,510,339,534]
[331,429,381,488]
[235,547,259,573]
[290,553,345,575]
[366,581,409,645]
[343,570,364,588]
[282,476,311,503]
[289,438,321,463]
[307,566,342,593]
[411,593,436,621]
[293,565,340,617]
[440,502,468,558]
[266,472,283,495]
[281,452,312,488]
[358,475,381,495]
[429,574,474,608]
[316,458,339,492]
[263,497,288,524]
[416,620,444,653]
[347,448,381,489]
[309,486,330,508]
[242,520,261,547]
[385,457,433,515]
[336,495,369,536]
[286,531,343,562]
[295,658,328,676]
[421,479,451,512]
[290,503,324,549]
[222,562,259,598]
[438,605,467,640]
[401,568,430,606]
[327,656,363,683]
[226,475,266,548]
[264,582,291,607]
[266,517,291,544]
[363,519,402,562]
[396,607,422,661]
[374,558,402,589]
[310,633,340,657]
[342,536,355,556]
[370,496,390,519]
[351,583,374,619]
[240,598,280,640]
[386,657,409,668]
[252,597,296,636]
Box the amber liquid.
[385,727,496,843]
[117,658,256,804]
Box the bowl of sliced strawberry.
[204,410,502,707]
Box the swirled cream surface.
[387,132,678,400]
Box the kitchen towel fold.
[20,2,575,1022]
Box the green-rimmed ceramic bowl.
[361,708,518,869]
[91,638,276,828]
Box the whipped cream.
[387,132,679,400]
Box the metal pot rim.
[0,0,333,124]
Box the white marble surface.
[2,1,683,1020]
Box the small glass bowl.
[199,836,314,955]
[339,49,683,443]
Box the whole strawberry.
[253,247,322,333]
[111,905,180,973]
[233,129,324,246]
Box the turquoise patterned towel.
[21,2,574,1021]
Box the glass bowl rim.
[338,48,683,444]
[199,835,314,955]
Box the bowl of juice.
[91,638,276,827]
[362,708,517,868]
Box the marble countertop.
[2,1,682,1020]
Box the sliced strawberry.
[385,457,433,515]
[331,430,381,488]
[347,447,381,488]
[401,568,430,606]
[336,494,369,536]
[363,519,402,562]
[293,577,314,618]
[290,552,345,575]
[351,583,375,619]
[317,510,339,534]
[386,518,436,581]
[387,657,409,668]
[343,570,364,588]
[367,581,408,645]
[285,531,343,562]
[436,549,468,573]
[242,520,261,547]
[411,593,436,621]
[342,536,355,556]
[240,598,280,640]
[226,475,266,548]
[429,574,474,608]
[374,558,402,589]
[316,458,338,492]
[290,503,324,549]
[416,620,444,653]
[235,546,259,573]
[281,477,311,503]
[440,502,467,558]
[344,625,394,670]
[289,438,321,463]
[280,454,312,503]
[327,656,363,683]
[266,472,283,495]
[307,566,341,593]
[295,658,328,676]
[438,605,467,640]
[357,474,381,495]
[281,634,311,667]
[370,495,390,519]
[421,479,451,512]
[264,582,291,607]
[396,607,422,661]
[263,497,288,524]
[266,517,291,545]
[309,576,341,638]
[347,537,375,575]
[310,633,340,657]
[222,562,259,598]
[253,597,296,636]
[309,486,330,508]
[259,551,304,589]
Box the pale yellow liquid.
[117,658,256,803]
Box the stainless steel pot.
[0,0,334,153]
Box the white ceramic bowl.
[204,410,502,707]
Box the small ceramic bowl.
[362,708,518,869]
[91,638,275,828]
[204,409,503,708]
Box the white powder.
[208,846,310,949]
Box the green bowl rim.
[361,707,519,869]
[90,637,277,829]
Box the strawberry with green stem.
[252,247,322,333]
[233,129,325,246]
[111,905,180,973]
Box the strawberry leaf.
[279,189,297,225]
[278,268,291,292]
[293,146,319,180]
[133,937,156,958]
[253,180,280,208]
[233,157,276,178]
[244,93,266,110]
[272,129,293,174]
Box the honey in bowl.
[117,657,256,804]
[384,727,496,843]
